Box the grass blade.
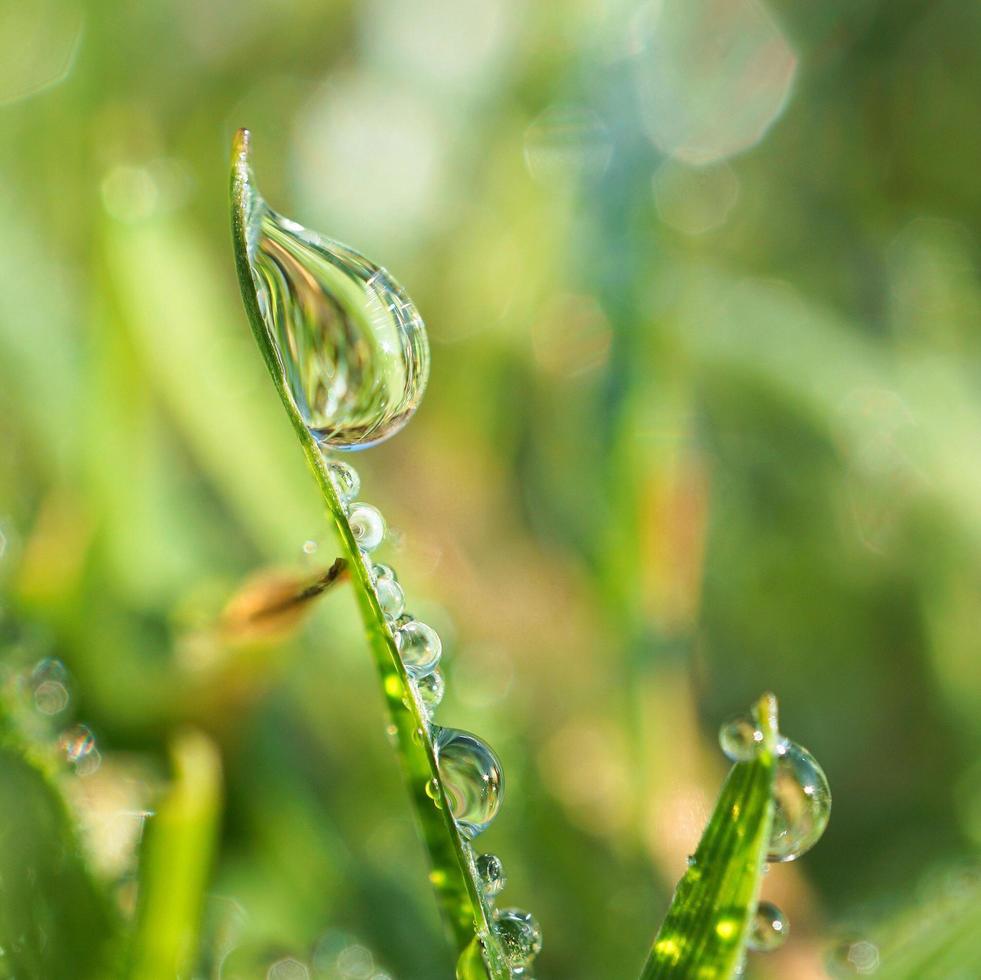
[640,693,779,980]
[229,129,509,978]
[128,729,222,980]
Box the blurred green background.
[1,0,980,977]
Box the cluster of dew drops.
[23,656,102,776]
[326,456,543,978]
[714,714,832,969]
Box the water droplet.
[302,539,318,555]
[348,503,386,552]
[395,620,441,678]
[425,777,443,809]
[747,901,788,952]
[768,739,831,862]
[59,724,101,775]
[327,459,361,502]
[433,727,504,840]
[31,658,70,715]
[493,908,542,968]
[415,669,445,712]
[475,853,506,898]
[718,714,763,762]
[372,564,405,619]
[233,131,430,450]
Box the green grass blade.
[229,129,509,979]
[128,729,222,980]
[640,693,779,980]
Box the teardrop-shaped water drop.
[747,900,788,952]
[433,727,504,840]
[232,130,430,450]
[415,668,445,712]
[493,908,542,968]
[768,739,831,862]
[718,714,763,762]
[395,620,442,678]
[475,853,507,899]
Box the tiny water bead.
[476,853,507,899]
[395,620,442,678]
[327,459,360,503]
[747,901,788,952]
[493,908,542,969]
[372,564,405,619]
[425,777,443,809]
[719,714,763,762]
[415,668,445,711]
[234,131,430,450]
[348,503,386,552]
[434,727,504,840]
[31,657,70,716]
[768,738,832,862]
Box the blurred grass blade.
[230,129,509,978]
[129,729,222,980]
[640,693,779,980]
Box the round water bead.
[395,620,442,678]
[493,908,542,968]
[719,714,763,762]
[768,738,832,862]
[326,460,360,503]
[475,853,507,899]
[348,503,385,552]
[415,669,445,712]
[235,132,430,451]
[747,901,788,952]
[434,727,504,840]
[372,565,405,619]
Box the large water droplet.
[433,727,504,840]
[493,908,542,968]
[747,900,788,952]
[395,620,442,678]
[233,130,429,450]
[718,714,763,762]
[475,853,506,899]
[768,739,831,862]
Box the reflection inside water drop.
[493,907,542,968]
[747,900,788,952]
[235,133,429,450]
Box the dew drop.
[768,739,832,862]
[31,658,70,716]
[59,724,101,775]
[327,460,360,503]
[395,620,442,678]
[747,900,788,952]
[372,564,405,619]
[425,778,443,809]
[233,130,430,450]
[348,503,386,552]
[475,853,506,899]
[493,908,542,968]
[433,727,504,840]
[415,668,446,712]
[718,714,763,762]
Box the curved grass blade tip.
[230,129,512,979]
[640,693,780,980]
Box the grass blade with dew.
[230,129,513,979]
[640,693,780,980]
